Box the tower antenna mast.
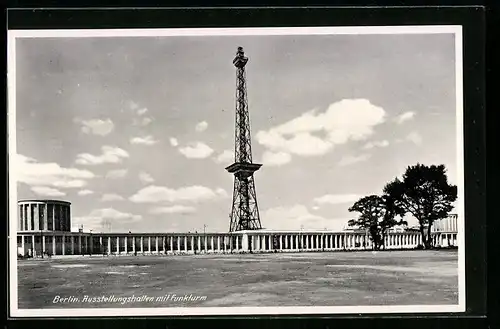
[226,47,263,232]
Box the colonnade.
[16,231,458,257]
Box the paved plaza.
[17,250,458,308]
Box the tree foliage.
[383,163,457,249]
[348,194,405,250]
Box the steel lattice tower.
[226,47,263,232]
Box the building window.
[47,204,53,230]
[39,204,45,230]
[30,205,35,230]
[54,205,60,231]
[66,206,70,231]
[24,205,28,231]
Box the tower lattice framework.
[226,47,263,232]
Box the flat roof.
[18,199,71,204]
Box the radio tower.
[226,47,263,232]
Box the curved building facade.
[18,200,71,232]
[16,199,459,257]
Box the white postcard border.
[8,25,465,317]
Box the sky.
[13,31,459,233]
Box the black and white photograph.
[8,26,465,317]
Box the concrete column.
[207,235,210,252]
[99,236,103,254]
[168,236,173,253]
[33,204,39,231]
[235,235,239,251]
[71,236,75,255]
[156,237,159,254]
[131,237,135,254]
[210,236,214,252]
[279,235,283,250]
[241,234,249,252]
[125,237,128,254]
[42,235,46,254]
[140,236,144,253]
[107,237,111,255]
[217,236,221,251]
[21,235,25,255]
[148,236,152,253]
[174,236,179,252]
[116,237,119,254]
[43,204,48,231]
[189,236,193,252]
[62,235,65,255]
[197,236,201,252]
[184,236,187,252]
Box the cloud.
[137,108,148,116]
[214,150,234,164]
[178,142,214,159]
[395,111,415,124]
[149,205,196,214]
[169,138,179,147]
[73,208,142,230]
[16,154,95,189]
[132,117,153,126]
[257,131,333,157]
[256,99,386,162]
[130,135,158,146]
[313,194,361,205]
[195,121,208,132]
[78,118,114,136]
[105,169,128,179]
[101,193,125,202]
[130,185,228,204]
[78,189,94,196]
[338,154,371,167]
[262,205,347,231]
[406,131,423,145]
[128,101,139,110]
[52,180,87,188]
[261,151,292,166]
[139,171,154,184]
[363,140,389,149]
[31,186,65,197]
[215,187,230,198]
[75,146,129,165]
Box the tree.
[348,195,405,250]
[383,163,457,249]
